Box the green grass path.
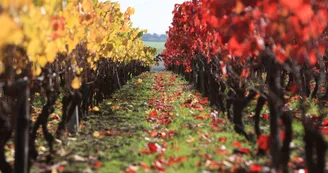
[45,71,310,173]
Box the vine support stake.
[67,105,79,135]
[14,80,30,173]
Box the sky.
[113,0,186,34]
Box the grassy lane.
[101,72,310,173]
[31,71,322,172]
[109,72,255,173]
[31,72,154,172]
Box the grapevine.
[162,0,328,172]
[0,0,156,172]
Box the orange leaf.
[309,51,317,65]
[57,166,65,172]
[149,131,158,137]
[193,104,204,111]
[279,0,303,12]
[139,149,151,155]
[296,4,313,24]
[293,157,304,164]
[140,163,150,171]
[275,46,287,64]
[228,36,243,57]
[232,141,241,148]
[195,116,206,120]
[186,138,195,143]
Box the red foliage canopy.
[161,0,328,72]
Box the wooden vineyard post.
[192,59,198,88]
[199,61,206,95]
[14,80,30,173]
[67,105,80,135]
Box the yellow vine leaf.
[65,14,79,29]
[125,7,135,15]
[0,62,5,74]
[111,104,120,111]
[0,14,24,48]
[93,131,100,137]
[82,0,93,13]
[32,64,42,77]
[45,42,57,63]
[37,56,48,67]
[1,0,32,9]
[76,67,83,75]
[51,169,58,173]
[71,77,82,89]
[92,106,100,111]
[0,0,157,79]
[27,39,42,58]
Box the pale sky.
[113,0,186,34]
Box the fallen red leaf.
[218,137,227,143]
[158,117,171,124]
[199,97,208,105]
[200,154,212,159]
[293,157,304,165]
[211,118,224,126]
[140,162,150,170]
[239,148,251,154]
[93,161,102,169]
[139,149,152,155]
[262,113,269,120]
[154,160,165,171]
[125,165,138,173]
[320,126,328,136]
[323,119,328,126]
[195,116,205,120]
[148,143,158,153]
[250,164,262,172]
[162,141,168,148]
[159,132,168,138]
[232,141,241,148]
[168,156,188,165]
[193,104,204,111]
[57,165,65,172]
[215,147,228,155]
[206,160,220,170]
[257,134,270,151]
[149,110,158,117]
[149,131,158,137]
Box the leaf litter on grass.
[27,72,327,173]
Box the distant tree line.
[142,33,168,42]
